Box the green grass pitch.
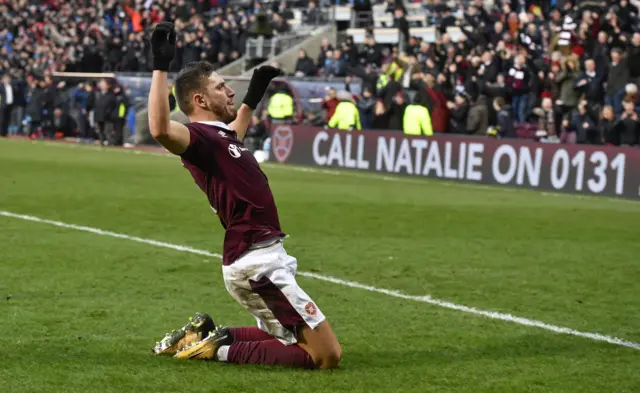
[0,139,639,393]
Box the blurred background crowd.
[1,0,640,148]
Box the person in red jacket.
[424,73,449,133]
[322,87,339,123]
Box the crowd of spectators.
[294,0,640,146]
[2,0,640,147]
[0,0,303,79]
[0,0,303,142]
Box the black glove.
[243,66,282,109]
[150,22,176,72]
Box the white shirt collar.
[195,121,231,130]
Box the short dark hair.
[174,61,216,115]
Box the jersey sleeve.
[179,125,213,170]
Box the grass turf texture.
[0,139,639,393]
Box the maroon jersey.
[179,121,285,265]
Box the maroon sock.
[228,326,274,342]
[227,340,315,369]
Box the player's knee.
[314,343,342,369]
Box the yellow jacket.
[403,104,433,136]
[328,101,361,130]
[268,93,294,119]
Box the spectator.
[599,105,619,145]
[448,93,470,134]
[25,79,49,139]
[507,54,532,123]
[360,36,382,67]
[322,87,339,123]
[112,86,130,146]
[556,55,581,115]
[387,90,407,131]
[356,89,375,130]
[85,83,96,141]
[624,83,640,107]
[403,95,433,136]
[576,58,605,105]
[304,110,325,127]
[51,108,76,139]
[568,97,598,144]
[466,94,489,135]
[393,7,410,45]
[422,73,449,133]
[94,79,117,146]
[606,48,629,114]
[304,1,324,25]
[342,38,360,68]
[0,74,15,137]
[0,1,251,78]
[629,33,640,85]
[11,77,27,135]
[478,51,499,83]
[328,90,361,131]
[267,86,295,123]
[489,97,515,138]
[317,38,334,68]
[272,13,290,34]
[617,98,640,146]
[534,97,560,140]
[327,50,348,77]
[295,50,316,77]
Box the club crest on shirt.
[218,131,228,138]
[304,302,317,317]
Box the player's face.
[201,72,237,123]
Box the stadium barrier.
[268,126,640,200]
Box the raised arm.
[148,70,190,155]
[231,66,282,141]
[228,104,254,141]
[147,22,190,155]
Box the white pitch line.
[1,210,639,351]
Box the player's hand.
[150,22,176,72]
[243,65,283,109]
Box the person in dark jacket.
[393,7,410,44]
[448,93,470,134]
[356,89,375,130]
[94,79,117,146]
[0,74,15,137]
[599,105,620,145]
[112,86,130,146]
[615,98,640,146]
[52,108,77,138]
[466,94,489,135]
[294,49,316,77]
[387,90,407,131]
[605,48,629,114]
[492,97,515,138]
[25,79,49,138]
[359,36,382,67]
[84,83,96,141]
[575,58,605,105]
[568,98,599,144]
